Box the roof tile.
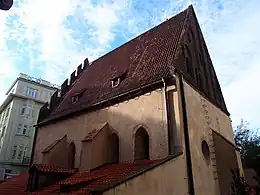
[32,164,78,174]
[40,6,190,124]
[0,172,28,195]
[37,160,160,194]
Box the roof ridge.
[167,5,193,74]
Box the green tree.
[231,119,260,195]
[234,119,260,169]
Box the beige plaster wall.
[183,79,237,195]
[33,88,169,169]
[80,124,110,171]
[103,154,188,195]
[42,136,69,168]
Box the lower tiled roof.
[32,164,78,174]
[0,160,162,194]
[37,160,160,194]
[0,172,29,195]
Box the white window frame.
[17,124,23,135]
[112,78,120,88]
[11,146,17,159]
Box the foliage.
[231,119,260,194]
[234,119,260,169]
[230,169,249,195]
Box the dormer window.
[112,77,120,88]
[72,95,79,103]
[71,89,86,104]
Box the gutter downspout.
[162,78,172,155]
[178,74,195,195]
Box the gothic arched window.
[134,127,149,160]
[68,142,76,168]
[109,133,119,163]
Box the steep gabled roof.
[38,5,229,126]
[38,6,191,126]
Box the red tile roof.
[82,123,108,142]
[0,155,181,194]
[0,172,29,195]
[36,160,161,194]
[42,135,67,153]
[32,164,78,174]
[39,6,191,125]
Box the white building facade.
[0,73,59,179]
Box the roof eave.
[36,76,176,128]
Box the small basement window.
[112,77,120,88]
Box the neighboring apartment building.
[0,73,59,179]
[0,5,243,195]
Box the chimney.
[83,58,89,70]
[61,79,69,97]
[70,71,76,86]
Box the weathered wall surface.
[80,124,110,171]
[42,137,69,168]
[183,79,238,195]
[33,89,169,169]
[213,131,238,195]
[103,154,188,195]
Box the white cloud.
[0,0,259,129]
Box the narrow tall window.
[23,125,28,135]
[109,133,119,163]
[21,104,26,115]
[27,105,32,116]
[17,124,23,135]
[68,142,76,168]
[12,146,17,159]
[134,127,150,160]
[23,147,28,159]
[17,146,23,159]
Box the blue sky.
[0,0,260,129]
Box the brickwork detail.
[200,97,218,180]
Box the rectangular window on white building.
[17,146,23,159]
[26,105,32,116]
[23,147,28,159]
[11,146,17,159]
[20,104,26,115]
[17,124,23,135]
[26,87,38,99]
[23,125,27,135]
